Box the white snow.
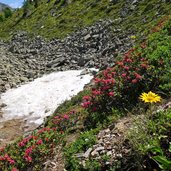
[0,69,95,126]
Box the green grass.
[128,107,171,170]
[64,128,98,171]
[0,0,171,40]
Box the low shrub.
[81,17,171,126]
[0,127,64,171]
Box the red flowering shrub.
[0,107,83,170]
[51,109,80,131]
[82,45,166,115]
[0,127,64,170]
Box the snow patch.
[0,69,95,126]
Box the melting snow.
[0,69,95,126]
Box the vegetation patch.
[0,0,171,40]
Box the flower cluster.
[82,47,153,112]
[52,110,80,131]
[0,154,15,165]
[24,146,34,162]
[0,127,63,170]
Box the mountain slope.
[0,2,11,12]
[0,0,171,39]
[0,1,171,171]
[0,15,170,170]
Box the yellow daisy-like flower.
[139,91,161,103]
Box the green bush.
[142,26,171,94]
[3,8,12,19]
[0,127,64,170]
[0,14,4,22]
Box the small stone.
[100,150,106,154]
[116,153,122,158]
[109,123,115,130]
[81,160,86,167]
[91,150,99,157]
[105,161,111,165]
[106,145,112,150]
[84,34,91,41]
[104,128,110,133]
[93,144,98,148]
[0,103,7,108]
[107,151,112,156]
[75,153,84,158]
[5,84,10,90]
[0,111,3,118]
[104,134,110,138]
[20,77,28,82]
[96,146,105,152]
[45,109,50,113]
[98,131,105,138]
[29,112,34,115]
[98,138,103,144]
[111,134,116,138]
[123,149,131,154]
[105,141,111,145]
[84,148,92,158]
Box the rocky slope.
[0,20,134,93]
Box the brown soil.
[0,119,24,145]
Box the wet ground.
[0,104,38,145]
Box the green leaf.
[153,156,171,170]
[149,146,163,155]
[167,113,171,120]
[169,142,171,153]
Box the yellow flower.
[139,91,161,103]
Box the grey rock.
[107,151,112,156]
[91,150,99,157]
[74,153,84,158]
[46,57,66,67]
[96,146,105,152]
[20,77,28,82]
[84,148,92,158]
[4,84,10,90]
[0,103,7,108]
[104,128,110,133]
[80,69,90,75]
[84,34,91,41]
